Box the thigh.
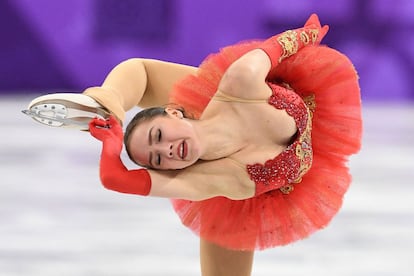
[85,59,197,122]
[138,59,198,107]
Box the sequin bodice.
[247,83,314,195]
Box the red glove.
[89,115,151,196]
[258,13,329,66]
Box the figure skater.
[24,14,362,276]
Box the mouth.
[178,140,188,159]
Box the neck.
[193,115,244,160]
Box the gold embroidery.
[303,94,316,114]
[277,94,316,194]
[309,29,319,43]
[277,30,299,63]
[300,31,310,44]
[277,29,320,63]
[292,177,302,183]
[280,184,294,194]
[293,93,316,182]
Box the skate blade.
[22,109,89,129]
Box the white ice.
[1,96,413,276]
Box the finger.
[89,124,109,141]
[320,25,329,40]
[108,115,120,126]
[107,115,123,136]
[89,118,108,137]
[92,117,109,127]
[89,123,99,137]
[304,13,321,28]
[89,118,101,131]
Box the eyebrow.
[148,127,154,167]
[148,126,154,146]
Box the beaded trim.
[247,88,316,195]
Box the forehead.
[129,119,152,165]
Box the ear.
[165,107,184,119]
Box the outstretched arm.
[218,14,328,100]
[258,13,329,66]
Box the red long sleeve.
[258,13,329,67]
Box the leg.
[25,59,197,129]
[200,238,254,276]
[84,58,198,122]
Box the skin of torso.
[201,96,297,165]
[168,86,299,200]
[147,50,299,200]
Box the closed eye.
[157,129,162,142]
[156,129,161,166]
[156,154,161,166]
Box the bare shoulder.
[217,49,272,100]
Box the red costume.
[88,14,362,251]
[169,31,362,250]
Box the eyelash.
[156,129,162,165]
[157,129,162,142]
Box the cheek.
[176,122,196,138]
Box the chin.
[175,160,197,170]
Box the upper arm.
[147,159,255,201]
[217,49,272,100]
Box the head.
[124,106,201,170]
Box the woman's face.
[128,108,201,170]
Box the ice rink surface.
[1,96,413,276]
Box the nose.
[154,143,173,158]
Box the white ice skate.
[22,93,110,131]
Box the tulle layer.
[169,42,362,250]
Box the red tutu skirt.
[169,41,362,251]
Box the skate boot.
[22,93,110,131]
